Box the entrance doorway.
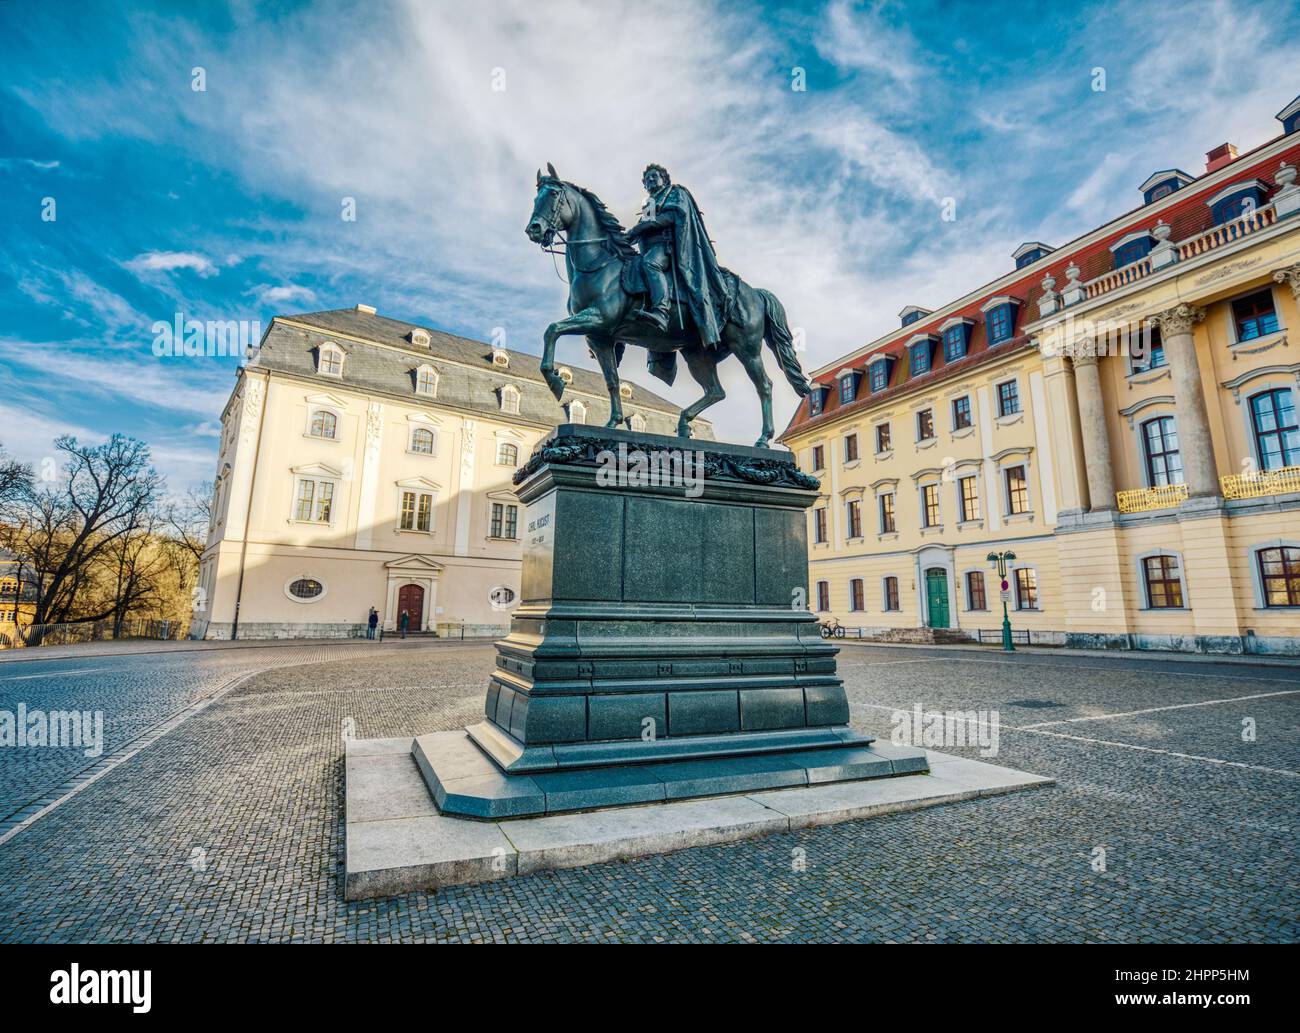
[924,567,949,628]
[396,583,424,630]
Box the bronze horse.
[525,164,810,447]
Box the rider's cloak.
[655,184,733,348]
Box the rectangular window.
[846,498,862,539]
[1143,555,1185,608]
[943,325,966,363]
[1258,546,1300,606]
[1005,465,1029,514]
[844,433,859,462]
[996,380,1020,417]
[952,396,972,430]
[1232,290,1280,342]
[295,478,333,523]
[959,475,980,522]
[813,507,827,544]
[850,578,865,612]
[401,491,434,532]
[839,374,856,405]
[816,581,830,612]
[921,483,940,527]
[910,340,932,376]
[809,389,825,416]
[491,502,519,539]
[917,408,934,441]
[879,492,896,534]
[1129,326,1166,374]
[1143,416,1183,486]
[875,423,892,453]
[883,576,900,611]
[986,304,1014,344]
[966,571,987,610]
[812,445,825,470]
[868,361,889,393]
[1015,568,1039,610]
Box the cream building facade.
[194,305,707,639]
[781,98,1300,656]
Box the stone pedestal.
[413,425,915,819]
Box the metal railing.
[1221,465,1300,500]
[6,618,187,649]
[1115,482,1189,513]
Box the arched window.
[629,413,646,433]
[849,578,865,611]
[317,345,344,377]
[815,580,830,612]
[496,442,519,466]
[415,366,438,397]
[1142,416,1182,486]
[1141,553,1185,608]
[1249,388,1299,471]
[309,410,337,439]
[568,400,587,425]
[1256,545,1300,607]
[410,427,436,455]
[500,385,520,415]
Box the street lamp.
[987,550,1017,652]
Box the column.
[1070,351,1114,511]
[1155,304,1217,498]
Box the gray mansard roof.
[250,306,711,438]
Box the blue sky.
[3,0,1298,489]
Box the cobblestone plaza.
[0,641,1294,943]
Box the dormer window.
[1138,169,1194,205]
[619,383,633,401]
[317,344,344,377]
[837,369,860,404]
[558,366,574,385]
[867,357,893,393]
[898,305,932,328]
[500,384,520,415]
[808,385,829,416]
[980,296,1021,346]
[414,364,438,397]
[567,400,587,424]
[492,348,510,368]
[629,412,646,433]
[1110,229,1156,268]
[1278,94,1300,135]
[1206,179,1267,225]
[907,333,939,377]
[940,317,974,362]
[408,328,431,348]
[1012,242,1054,269]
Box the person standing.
[367,607,378,640]
[399,609,410,639]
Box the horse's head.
[526,162,572,247]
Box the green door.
[925,568,949,628]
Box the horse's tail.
[757,288,810,396]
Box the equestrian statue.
[525,162,810,447]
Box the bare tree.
[8,435,163,642]
[163,481,213,564]
[0,443,32,515]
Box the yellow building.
[781,99,1300,656]
[196,305,709,640]
[0,554,37,649]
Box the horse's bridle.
[535,181,618,278]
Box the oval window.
[289,578,324,599]
[488,585,516,609]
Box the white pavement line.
[1018,689,1300,729]
[0,667,114,681]
[904,655,1300,684]
[0,649,391,847]
[844,658,947,667]
[849,701,1300,778]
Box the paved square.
[0,641,1296,942]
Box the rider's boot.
[632,267,671,331]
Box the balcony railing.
[1178,204,1277,260]
[1221,466,1300,500]
[1086,257,1153,299]
[1115,482,1188,513]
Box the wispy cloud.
[124,250,220,279]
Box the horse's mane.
[547,177,640,261]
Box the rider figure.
[626,164,730,348]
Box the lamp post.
[987,550,1017,652]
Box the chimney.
[355,303,377,315]
[1205,143,1238,174]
